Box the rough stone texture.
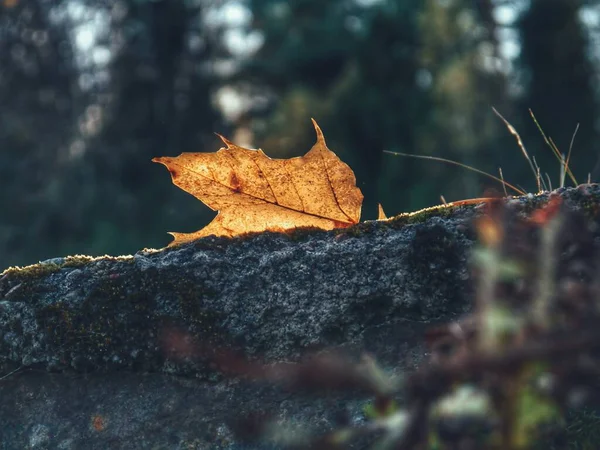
[1,185,599,449]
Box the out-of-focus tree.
[415,0,513,203]
[514,0,600,186]
[243,0,360,92]
[69,0,226,256]
[326,1,428,217]
[0,0,81,267]
[0,0,226,266]
[237,0,428,217]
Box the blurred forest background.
[1,0,600,268]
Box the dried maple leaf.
[153,120,363,245]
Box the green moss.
[30,256,227,373]
[331,221,376,239]
[1,254,135,279]
[165,276,223,332]
[1,261,64,279]
[395,202,461,225]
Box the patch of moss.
[32,258,229,374]
[1,261,64,279]
[326,201,478,241]
[1,254,135,279]
[164,277,224,334]
[332,221,377,239]
[381,201,473,231]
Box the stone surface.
[1,185,598,449]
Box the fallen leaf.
[153,120,363,245]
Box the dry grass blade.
[563,123,579,187]
[529,109,578,187]
[532,156,547,191]
[545,173,552,192]
[499,167,508,197]
[493,107,541,192]
[382,150,526,196]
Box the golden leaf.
[153,120,363,245]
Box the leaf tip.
[378,204,388,220]
[216,133,235,149]
[152,156,180,179]
[311,118,326,145]
[167,231,189,247]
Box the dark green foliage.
[243,0,362,91]
[78,0,225,257]
[0,0,82,266]
[512,0,600,184]
[0,0,225,267]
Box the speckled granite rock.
[0,185,598,449]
